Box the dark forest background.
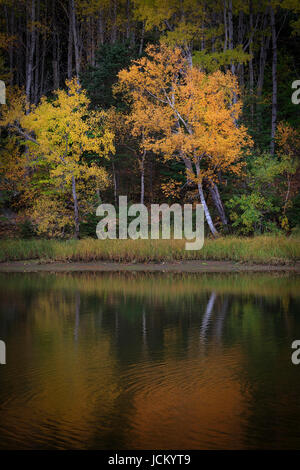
[0,0,300,239]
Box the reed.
[0,235,299,265]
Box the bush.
[18,219,36,239]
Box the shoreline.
[1,260,300,273]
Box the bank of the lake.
[0,235,300,267]
[1,260,300,273]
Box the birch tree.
[117,45,252,236]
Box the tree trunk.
[149,159,153,203]
[185,47,193,68]
[223,0,228,52]
[237,10,245,88]
[257,12,270,98]
[67,0,73,79]
[183,151,225,234]
[4,5,14,86]
[139,21,145,56]
[52,0,60,90]
[228,0,235,75]
[16,14,22,87]
[70,0,80,77]
[112,160,118,206]
[193,159,219,237]
[249,1,254,122]
[34,0,40,103]
[126,0,131,40]
[197,180,218,237]
[72,175,80,238]
[97,11,105,46]
[40,27,47,96]
[111,0,117,44]
[26,0,36,107]
[90,17,95,67]
[140,151,145,205]
[209,182,228,227]
[270,5,277,155]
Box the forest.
[0,0,300,252]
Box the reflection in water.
[200,291,217,343]
[215,297,229,340]
[74,292,80,342]
[0,272,300,449]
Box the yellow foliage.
[277,121,300,160]
[0,32,16,51]
[0,135,26,193]
[161,179,182,200]
[280,215,290,232]
[0,86,27,126]
[0,79,114,236]
[31,195,74,238]
[118,44,252,187]
[21,79,114,184]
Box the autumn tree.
[1,79,114,238]
[117,44,252,236]
[276,122,300,226]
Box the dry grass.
[0,235,300,265]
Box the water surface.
[0,272,300,449]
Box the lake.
[0,272,300,449]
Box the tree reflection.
[1,272,300,449]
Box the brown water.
[0,272,300,449]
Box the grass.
[0,235,300,265]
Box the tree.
[81,41,138,109]
[270,2,277,155]
[276,121,300,227]
[1,79,114,238]
[227,139,299,234]
[117,44,252,236]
